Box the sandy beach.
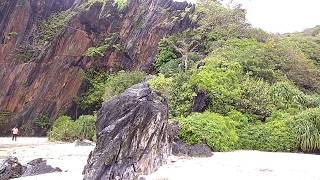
[1,137,320,180]
[0,137,94,179]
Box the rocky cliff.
[0,0,194,135]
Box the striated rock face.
[0,0,194,135]
[83,83,169,180]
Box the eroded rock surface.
[83,83,169,180]
[172,140,213,158]
[0,157,62,179]
[22,158,62,177]
[0,157,24,180]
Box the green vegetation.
[149,0,320,153]
[0,112,12,128]
[17,0,27,6]
[114,0,128,11]
[37,11,75,47]
[75,70,109,114]
[34,115,51,131]
[15,44,41,63]
[75,70,145,114]
[15,10,75,63]
[178,112,238,151]
[50,70,145,142]
[6,32,18,40]
[84,33,120,57]
[103,70,145,101]
[290,108,320,152]
[43,0,320,153]
[48,115,96,142]
[238,120,297,152]
[149,73,194,117]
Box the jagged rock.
[0,157,24,179]
[172,140,212,158]
[22,158,62,177]
[74,139,95,146]
[168,121,180,142]
[83,83,169,180]
[168,121,212,158]
[187,144,213,157]
[191,90,211,113]
[0,0,194,136]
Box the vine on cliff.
[84,33,120,57]
[37,10,76,47]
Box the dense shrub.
[84,33,119,57]
[75,70,109,114]
[149,74,173,98]
[103,71,145,101]
[289,108,320,152]
[34,115,51,131]
[236,78,272,120]
[76,70,145,114]
[48,115,96,142]
[269,81,307,110]
[178,112,238,151]
[149,0,320,154]
[149,73,194,117]
[48,116,76,142]
[265,40,320,92]
[154,38,179,72]
[74,115,96,141]
[191,58,242,114]
[238,120,297,152]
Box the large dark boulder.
[0,157,62,179]
[172,140,212,158]
[22,158,62,177]
[191,90,211,113]
[0,157,24,180]
[83,83,170,180]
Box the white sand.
[145,151,320,180]
[0,137,94,179]
[1,137,320,180]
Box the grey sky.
[175,0,320,33]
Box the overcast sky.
[176,0,320,33]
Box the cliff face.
[0,0,194,135]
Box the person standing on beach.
[11,127,19,141]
